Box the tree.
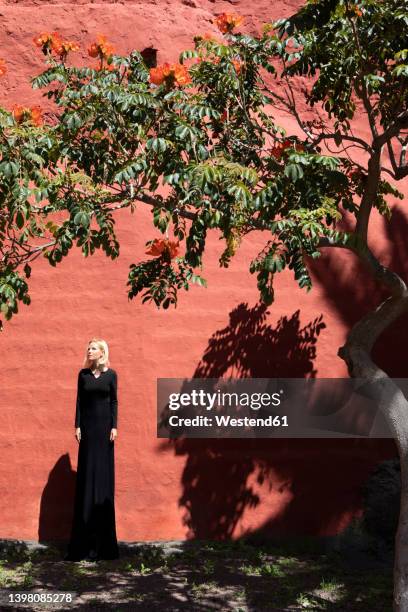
[0,1,407,608]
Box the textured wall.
[0,0,400,542]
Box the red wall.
[0,0,399,543]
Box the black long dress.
[65,368,119,561]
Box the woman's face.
[87,342,103,362]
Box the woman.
[65,339,119,561]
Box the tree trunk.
[395,451,408,612]
[338,293,408,611]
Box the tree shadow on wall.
[193,303,324,379]
[159,304,356,540]
[38,454,75,544]
[158,215,400,539]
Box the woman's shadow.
[38,454,76,545]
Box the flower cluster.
[270,139,292,160]
[12,105,43,126]
[149,63,191,87]
[145,239,180,259]
[0,58,6,77]
[213,13,244,34]
[270,139,304,160]
[88,34,115,60]
[33,32,79,61]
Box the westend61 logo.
[168,389,283,411]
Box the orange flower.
[30,106,43,126]
[95,62,116,72]
[88,34,115,60]
[213,13,244,34]
[33,31,55,50]
[149,62,191,87]
[167,240,180,259]
[88,43,99,58]
[231,58,243,73]
[0,58,6,77]
[149,63,168,85]
[12,105,26,123]
[270,147,283,160]
[12,104,43,126]
[348,4,363,17]
[270,139,292,160]
[172,64,192,86]
[145,238,180,259]
[54,39,80,58]
[49,32,63,54]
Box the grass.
[319,577,344,592]
[0,558,36,589]
[296,591,324,609]
[202,558,216,575]
[0,540,393,610]
[191,580,218,598]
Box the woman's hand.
[75,427,81,443]
[110,428,118,442]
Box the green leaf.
[64,112,83,130]
[284,163,304,181]
[146,138,168,153]
[227,181,252,205]
[179,49,200,62]
[15,211,25,229]
[73,212,90,227]
[392,64,408,77]
[0,161,19,177]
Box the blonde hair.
[83,338,110,369]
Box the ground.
[0,538,393,611]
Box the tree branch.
[355,149,382,240]
[318,234,407,297]
[386,138,408,180]
[375,110,408,149]
[340,292,408,366]
[312,131,371,152]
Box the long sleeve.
[75,371,82,428]
[110,370,118,429]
